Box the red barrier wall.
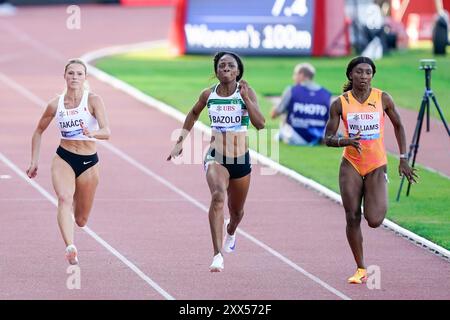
[391,0,450,40]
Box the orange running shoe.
[347,268,367,284]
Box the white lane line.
[0,72,351,300]
[82,40,450,261]
[103,139,352,300]
[0,73,47,107]
[0,21,66,62]
[0,151,174,300]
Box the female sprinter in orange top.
[27,59,111,265]
[324,56,417,284]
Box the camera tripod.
[396,61,450,201]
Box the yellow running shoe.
[347,268,367,284]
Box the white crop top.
[55,90,99,141]
[207,83,249,133]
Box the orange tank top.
[340,88,387,176]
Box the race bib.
[347,112,380,140]
[209,104,243,129]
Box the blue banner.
[184,0,315,55]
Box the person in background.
[271,63,332,145]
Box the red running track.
[0,5,449,300]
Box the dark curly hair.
[213,51,244,82]
[342,56,376,92]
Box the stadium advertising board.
[182,0,315,55]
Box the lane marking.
[0,73,351,300]
[82,41,450,261]
[0,21,66,62]
[1,71,175,298]
[0,151,174,300]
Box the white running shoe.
[65,244,79,265]
[223,220,236,253]
[209,253,224,272]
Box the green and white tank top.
[207,83,249,133]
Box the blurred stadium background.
[1,0,449,302]
[2,0,448,248]
[2,0,449,57]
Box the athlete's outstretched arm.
[239,80,265,130]
[383,92,418,183]
[27,99,58,178]
[167,89,210,160]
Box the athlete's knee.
[75,215,88,227]
[367,216,385,228]
[56,192,73,207]
[229,208,244,218]
[211,190,225,209]
[345,212,362,228]
[365,207,386,228]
